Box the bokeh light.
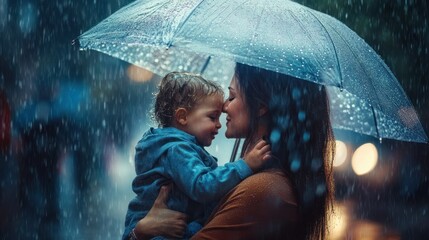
[126,65,154,82]
[328,202,349,239]
[351,143,378,175]
[333,140,348,167]
[398,106,419,128]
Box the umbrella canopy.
[15,81,90,130]
[78,0,427,143]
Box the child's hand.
[243,139,271,172]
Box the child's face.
[184,93,223,146]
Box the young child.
[122,72,270,240]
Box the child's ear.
[175,108,188,125]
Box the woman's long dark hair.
[235,63,335,240]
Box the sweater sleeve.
[163,143,252,203]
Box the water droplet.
[303,131,310,142]
[298,111,306,121]
[292,88,301,100]
[311,158,322,171]
[316,183,326,196]
[270,128,281,144]
[290,158,301,172]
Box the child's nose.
[216,120,221,129]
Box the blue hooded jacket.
[123,127,252,239]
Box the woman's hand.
[243,139,271,172]
[134,185,188,239]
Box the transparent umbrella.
[78,0,427,143]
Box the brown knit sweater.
[191,169,301,240]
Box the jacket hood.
[134,127,200,173]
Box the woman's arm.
[132,185,188,239]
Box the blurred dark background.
[1,0,428,239]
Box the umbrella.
[15,81,90,130]
[77,0,428,143]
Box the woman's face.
[223,77,250,138]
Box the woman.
[131,63,335,240]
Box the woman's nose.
[222,101,229,113]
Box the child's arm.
[164,143,268,203]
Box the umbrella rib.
[370,105,381,140]
[251,2,268,51]
[306,11,344,89]
[320,17,384,112]
[237,0,268,60]
[308,11,389,139]
[200,56,211,74]
[309,11,388,115]
[166,0,206,48]
[315,16,425,141]
[230,138,242,162]
[323,22,385,131]
[288,11,328,69]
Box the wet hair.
[234,63,335,240]
[153,72,224,127]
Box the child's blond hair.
[153,72,224,127]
